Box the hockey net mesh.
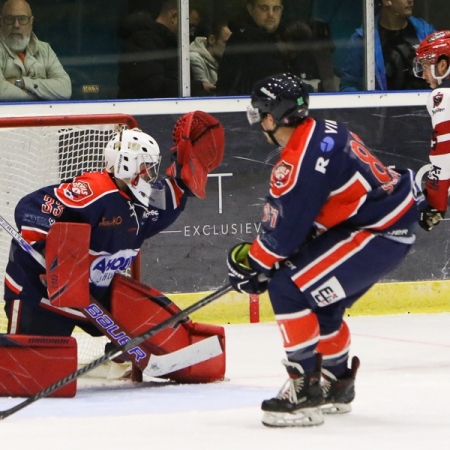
[0,115,137,364]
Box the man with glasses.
[216,0,288,95]
[0,0,71,101]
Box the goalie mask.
[247,73,309,127]
[414,31,450,84]
[105,128,161,206]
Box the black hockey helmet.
[247,73,309,127]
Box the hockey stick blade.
[143,335,222,377]
[0,283,232,420]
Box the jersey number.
[350,133,391,184]
[41,195,64,217]
[262,203,279,228]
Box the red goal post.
[0,113,141,367]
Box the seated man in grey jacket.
[0,0,71,101]
[190,19,231,96]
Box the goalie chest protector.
[0,334,78,397]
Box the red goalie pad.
[110,274,226,383]
[46,222,90,308]
[0,335,77,397]
[167,110,225,199]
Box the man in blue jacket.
[340,0,435,91]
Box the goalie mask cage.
[0,113,142,367]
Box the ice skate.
[320,356,360,414]
[261,359,324,427]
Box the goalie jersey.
[248,117,422,274]
[4,170,189,316]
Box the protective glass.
[247,104,262,125]
[2,15,32,25]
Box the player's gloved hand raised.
[227,243,268,294]
[419,205,446,231]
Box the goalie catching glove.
[166,111,225,198]
[227,242,268,294]
[419,205,445,231]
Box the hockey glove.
[419,205,446,231]
[227,243,268,294]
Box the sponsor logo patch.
[90,249,138,287]
[99,216,123,227]
[63,181,93,202]
[320,136,335,152]
[23,214,51,227]
[433,92,443,107]
[311,276,346,307]
[271,161,294,189]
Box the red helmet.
[414,31,450,79]
[416,31,450,64]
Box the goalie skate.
[261,359,324,427]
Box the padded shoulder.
[54,171,118,208]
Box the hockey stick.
[0,283,232,420]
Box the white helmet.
[105,128,161,206]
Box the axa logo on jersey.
[90,249,138,287]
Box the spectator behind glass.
[190,20,232,96]
[340,0,435,91]
[277,18,338,92]
[117,0,178,99]
[216,0,289,95]
[189,7,201,43]
[0,0,71,101]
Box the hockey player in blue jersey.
[3,111,226,384]
[227,73,423,427]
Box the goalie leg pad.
[46,222,90,308]
[0,334,77,397]
[110,274,226,382]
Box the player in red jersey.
[3,111,225,383]
[227,73,423,427]
[414,31,450,231]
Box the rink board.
[135,105,450,295]
[170,279,450,324]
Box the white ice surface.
[1,313,450,449]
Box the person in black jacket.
[216,0,289,96]
[117,0,179,99]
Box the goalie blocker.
[45,222,226,384]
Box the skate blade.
[262,407,324,427]
[320,402,352,415]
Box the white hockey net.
[0,114,139,364]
